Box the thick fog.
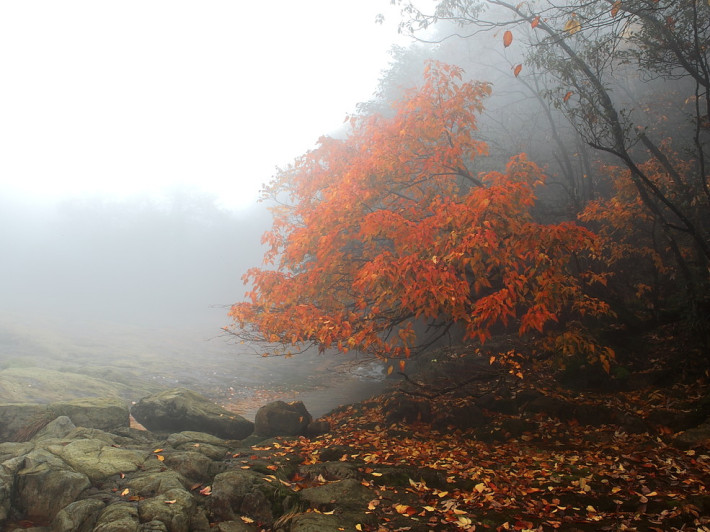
[0,189,387,418]
[0,188,267,328]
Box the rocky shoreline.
[2,354,710,531]
[0,389,344,531]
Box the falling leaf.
[356,525,363,531]
[531,15,540,28]
[240,516,254,524]
[513,64,523,77]
[164,499,177,504]
[387,365,394,375]
[156,454,165,462]
[563,91,574,102]
[199,486,212,496]
[503,30,513,47]
[120,488,129,497]
[564,18,581,34]
[398,360,406,372]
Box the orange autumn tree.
[229,61,613,368]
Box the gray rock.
[45,438,148,482]
[137,488,195,532]
[52,499,105,532]
[32,415,76,441]
[131,389,253,440]
[127,470,187,497]
[139,521,168,532]
[51,397,130,432]
[94,502,140,532]
[215,521,258,532]
[165,431,227,447]
[14,449,91,522]
[0,404,51,442]
[207,469,298,525]
[299,478,372,510]
[290,511,374,532]
[164,451,226,484]
[254,400,312,437]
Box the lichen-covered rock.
[131,389,253,440]
[254,400,312,437]
[45,438,148,482]
[0,404,51,442]
[51,397,130,432]
[93,502,140,532]
[163,451,225,484]
[207,469,299,525]
[299,478,372,510]
[32,415,76,441]
[126,470,187,498]
[52,499,106,532]
[137,488,195,532]
[290,511,376,532]
[14,449,91,522]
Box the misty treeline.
[0,189,269,327]
[228,0,709,371]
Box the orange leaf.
[398,360,406,372]
[531,15,540,28]
[564,18,581,34]
[611,1,621,17]
[513,64,522,77]
[563,91,573,102]
[503,30,513,47]
[387,365,394,375]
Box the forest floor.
[256,323,710,531]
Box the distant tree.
[228,62,614,369]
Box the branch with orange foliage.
[229,61,612,367]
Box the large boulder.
[0,397,130,443]
[131,388,253,440]
[254,400,312,437]
[13,448,91,522]
[0,404,51,442]
[45,437,149,482]
[207,469,299,525]
[51,397,129,432]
